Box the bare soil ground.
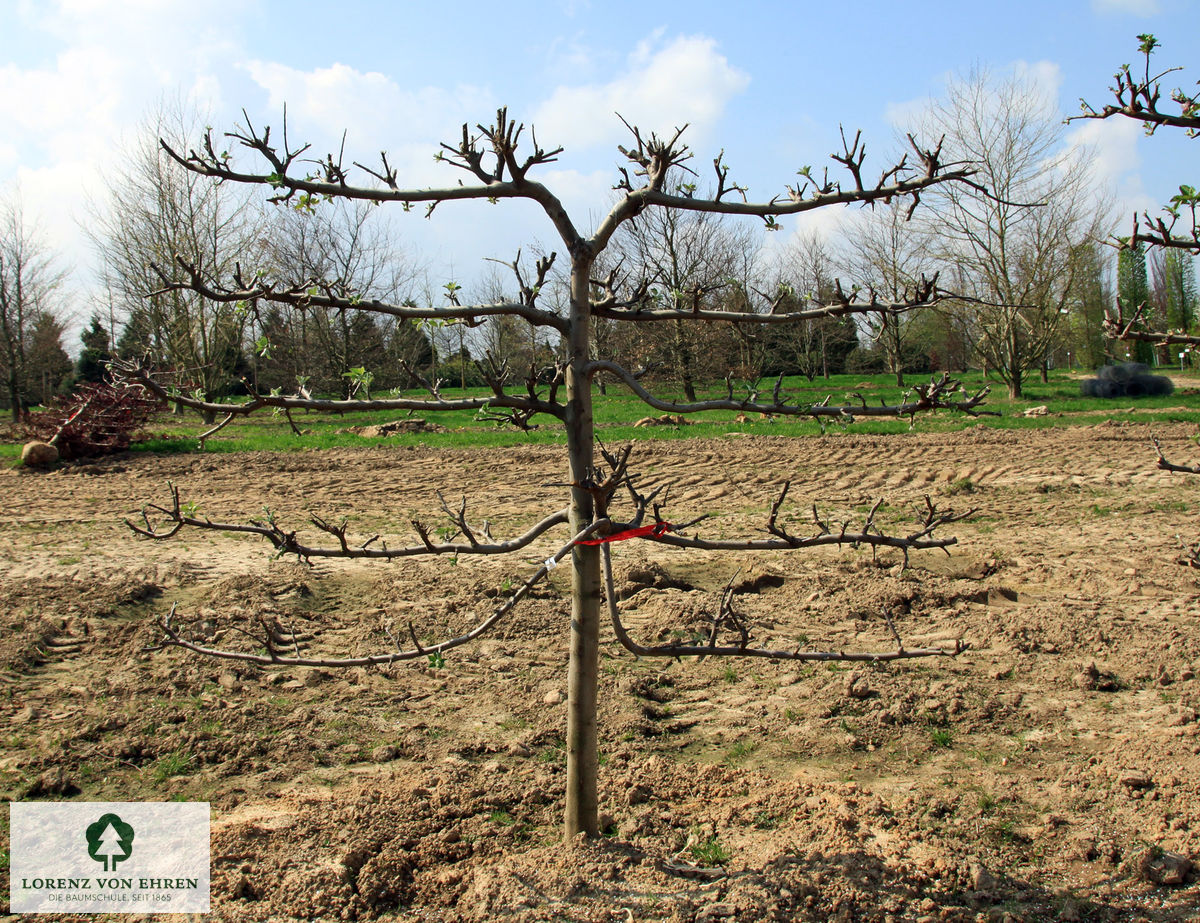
[3,422,1200,922]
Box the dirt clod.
[23,767,79,798]
[1133,847,1193,886]
[20,440,58,468]
[844,672,873,700]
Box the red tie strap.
[575,521,674,545]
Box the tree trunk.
[563,258,601,840]
[6,364,20,422]
[1008,362,1023,400]
[458,327,467,390]
[1003,328,1022,399]
[673,319,697,402]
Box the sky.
[1,0,1198,339]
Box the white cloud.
[884,95,931,133]
[753,204,867,280]
[0,0,255,314]
[792,204,868,247]
[1091,0,1161,14]
[887,59,1064,133]
[18,0,251,56]
[1012,59,1064,116]
[0,47,123,148]
[532,34,750,151]
[243,60,496,184]
[543,33,601,83]
[1065,115,1140,182]
[1064,114,1158,219]
[10,156,107,328]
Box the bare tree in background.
[260,198,429,396]
[90,103,265,421]
[605,184,761,399]
[912,70,1111,397]
[1057,239,1113,371]
[837,200,937,385]
[0,197,68,422]
[117,108,996,839]
[758,231,858,381]
[471,255,560,389]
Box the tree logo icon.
[85,813,135,871]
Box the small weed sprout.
[152,750,194,783]
[689,831,731,866]
[725,740,758,764]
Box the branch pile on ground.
[22,381,164,460]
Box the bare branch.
[148,520,609,667]
[587,362,994,421]
[128,484,572,562]
[160,107,588,254]
[112,358,563,425]
[196,413,236,450]
[1153,436,1200,475]
[593,272,948,323]
[1071,37,1200,255]
[648,492,973,557]
[151,253,566,332]
[601,543,965,662]
[1105,296,1200,347]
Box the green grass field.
[5,367,1200,460]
